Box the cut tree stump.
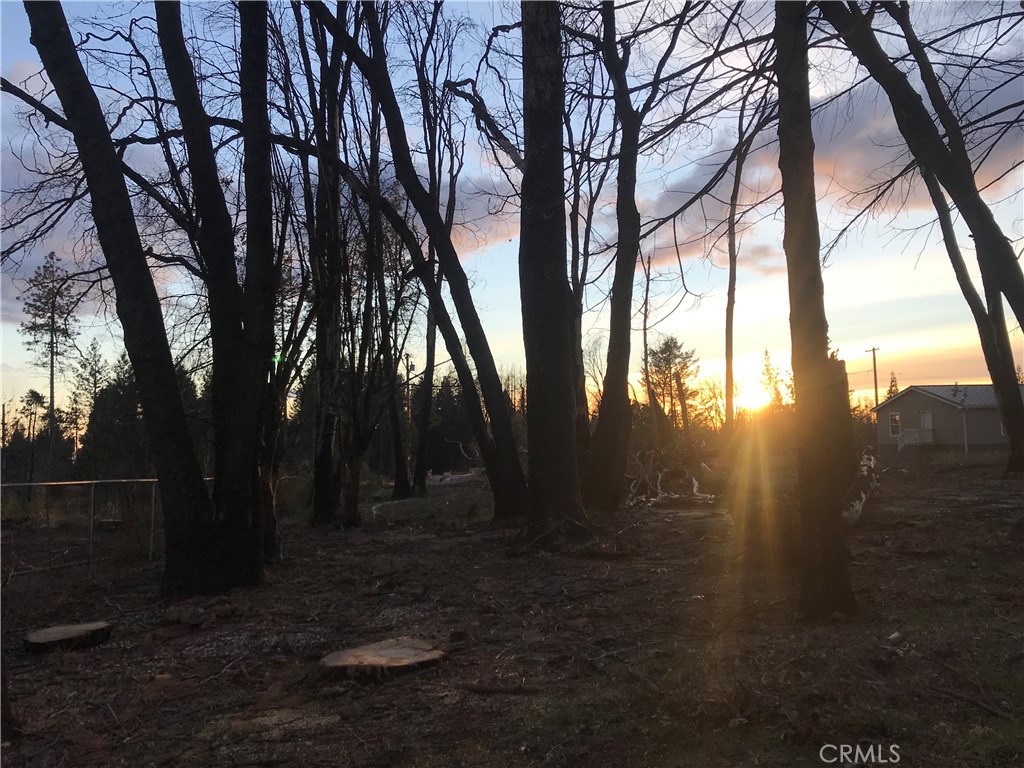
[24,621,113,653]
[319,637,444,679]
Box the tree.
[394,3,470,498]
[77,353,149,480]
[816,1,1024,473]
[155,0,279,565]
[23,0,276,596]
[310,1,529,519]
[18,251,83,468]
[66,339,109,461]
[818,1,1024,329]
[519,0,588,538]
[775,0,857,618]
[885,371,899,401]
[288,2,347,527]
[17,389,45,496]
[921,169,1024,473]
[761,351,786,414]
[647,335,698,429]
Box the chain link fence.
[0,478,177,583]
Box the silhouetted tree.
[519,0,588,538]
[18,251,83,468]
[885,371,899,401]
[776,0,856,618]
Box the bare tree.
[394,2,470,497]
[818,1,1024,327]
[519,0,588,538]
[775,0,857,618]
[922,170,1023,473]
[309,1,529,518]
[22,1,237,596]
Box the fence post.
[149,481,157,561]
[88,483,95,581]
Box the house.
[872,384,1022,456]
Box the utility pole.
[866,346,879,407]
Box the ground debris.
[2,464,1022,767]
[318,636,445,679]
[23,621,113,653]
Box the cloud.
[1,270,26,324]
[448,169,521,254]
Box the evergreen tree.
[885,371,899,401]
[18,252,83,462]
[761,351,786,413]
[67,339,110,459]
[647,335,699,428]
[77,353,149,480]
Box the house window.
[889,412,901,437]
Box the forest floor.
[1,454,1022,767]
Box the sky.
[1,1,1022,417]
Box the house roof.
[871,384,1024,412]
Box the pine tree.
[885,371,899,401]
[761,350,786,413]
[18,252,83,465]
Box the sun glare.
[735,384,773,414]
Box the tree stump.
[24,621,113,653]
[319,637,444,679]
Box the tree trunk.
[674,371,690,434]
[26,1,226,597]
[818,1,1024,328]
[775,0,856,619]
[154,1,271,586]
[387,387,411,499]
[583,1,644,511]
[341,451,363,529]
[297,7,345,528]
[259,384,284,560]
[413,298,437,495]
[232,0,275,578]
[922,171,1024,474]
[519,0,587,539]
[724,103,749,434]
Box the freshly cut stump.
[319,637,444,679]
[24,621,113,653]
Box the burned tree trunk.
[775,0,856,618]
[519,0,588,539]
[25,1,236,596]
[582,1,645,512]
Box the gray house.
[872,384,1022,456]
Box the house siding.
[874,388,1010,455]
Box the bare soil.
[2,460,1022,767]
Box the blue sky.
[2,1,1022,413]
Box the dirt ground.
[2,457,1022,767]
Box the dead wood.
[24,621,113,653]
